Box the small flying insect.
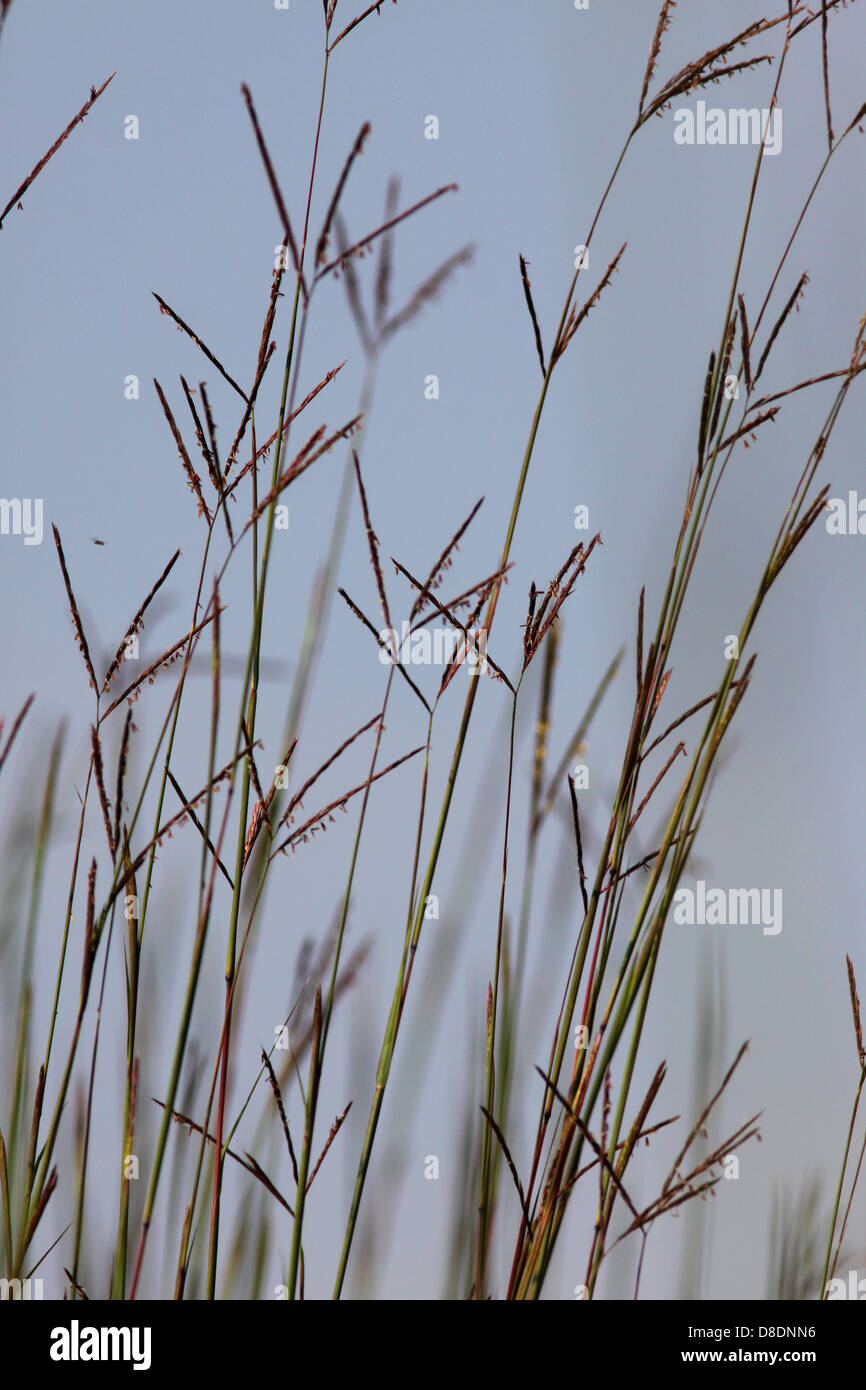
[91,537,105,546]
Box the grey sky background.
[1,0,865,1299]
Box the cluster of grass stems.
[1,0,865,1299]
